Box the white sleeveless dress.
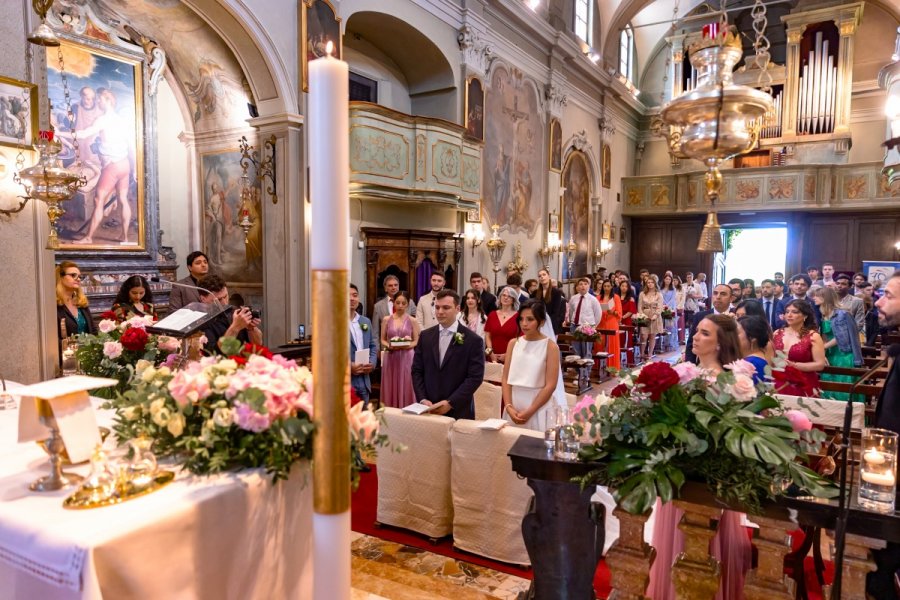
[504,337,553,431]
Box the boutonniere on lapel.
[453,332,464,345]
[360,323,369,331]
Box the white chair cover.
[483,361,504,383]
[474,382,502,421]
[376,407,456,538]
[449,423,543,565]
[775,394,865,429]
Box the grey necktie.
[439,328,452,364]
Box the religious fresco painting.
[0,76,37,149]
[560,150,591,280]
[46,42,145,251]
[301,0,342,92]
[199,149,263,285]
[482,64,544,238]
[601,142,612,189]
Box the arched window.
[619,25,634,83]
[575,0,593,45]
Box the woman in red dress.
[594,279,622,370]
[483,286,521,363]
[772,300,826,396]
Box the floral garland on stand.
[104,337,390,484]
[76,314,180,398]
[572,360,837,514]
[631,314,650,330]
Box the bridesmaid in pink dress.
[379,291,420,408]
[647,315,752,600]
[772,300,826,397]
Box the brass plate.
[63,470,175,510]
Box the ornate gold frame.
[300,0,343,93]
[52,40,146,252]
[549,118,562,173]
[0,75,38,150]
[464,76,484,141]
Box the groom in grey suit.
[371,274,416,347]
[411,289,485,419]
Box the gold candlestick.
[29,398,84,491]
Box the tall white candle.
[308,46,349,270]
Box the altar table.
[0,398,313,600]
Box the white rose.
[213,407,234,428]
[149,397,166,416]
[167,412,185,437]
[217,359,238,373]
[152,407,171,427]
[122,405,141,421]
[213,375,230,392]
[140,365,156,382]
[103,341,123,359]
[157,366,171,378]
[728,374,757,402]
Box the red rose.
[610,383,629,397]
[101,310,117,320]
[635,362,680,402]
[242,343,273,359]
[350,388,362,407]
[120,326,149,352]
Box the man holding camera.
[198,274,262,353]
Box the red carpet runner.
[351,465,828,599]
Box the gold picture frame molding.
[300,0,343,93]
[0,75,38,150]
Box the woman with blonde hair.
[811,285,863,400]
[637,277,664,359]
[56,261,96,344]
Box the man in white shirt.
[821,262,836,288]
[683,272,702,324]
[564,277,603,387]
[696,273,709,308]
[416,272,445,330]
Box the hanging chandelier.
[2,0,87,249]
[659,11,774,252]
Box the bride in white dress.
[501,299,561,431]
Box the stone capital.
[545,83,569,118]
[457,25,493,78]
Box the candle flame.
[326,41,334,56]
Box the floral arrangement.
[660,307,676,320]
[76,313,180,398]
[104,337,390,483]
[572,360,837,514]
[631,314,650,328]
[573,323,600,341]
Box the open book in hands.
[402,402,437,415]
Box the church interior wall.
[156,77,192,279]
[343,43,412,114]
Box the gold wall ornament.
[238,135,278,203]
[27,0,61,47]
[485,224,506,290]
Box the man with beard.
[867,271,900,600]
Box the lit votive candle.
[861,471,896,486]
[864,448,887,465]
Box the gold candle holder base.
[29,424,84,492]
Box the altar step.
[350,534,528,599]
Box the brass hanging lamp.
[659,10,774,253]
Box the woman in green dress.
[810,286,864,401]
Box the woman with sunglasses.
[56,261,96,343]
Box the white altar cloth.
[0,400,313,600]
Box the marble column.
[248,113,306,347]
[742,515,794,600]
[672,501,721,600]
[605,507,655,599]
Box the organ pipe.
[797,30,837,135]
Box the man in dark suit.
[411,289,485,419]
[169,251,210,310]
[470,272,497,315]
[868,271,900,600]
[685,283,733,364]
[758,278,785,330]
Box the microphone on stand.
[150,277,220,308]
[831,343,900,596]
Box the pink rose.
[726,359,757,379]
[234,402,271,432]
[98,319,117,334]
[728,373,757,402]
[784,409,813,432]
[103,341,123,359]
[673,362,703,384]
[348,403,379,441]
[157,336,180,353]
